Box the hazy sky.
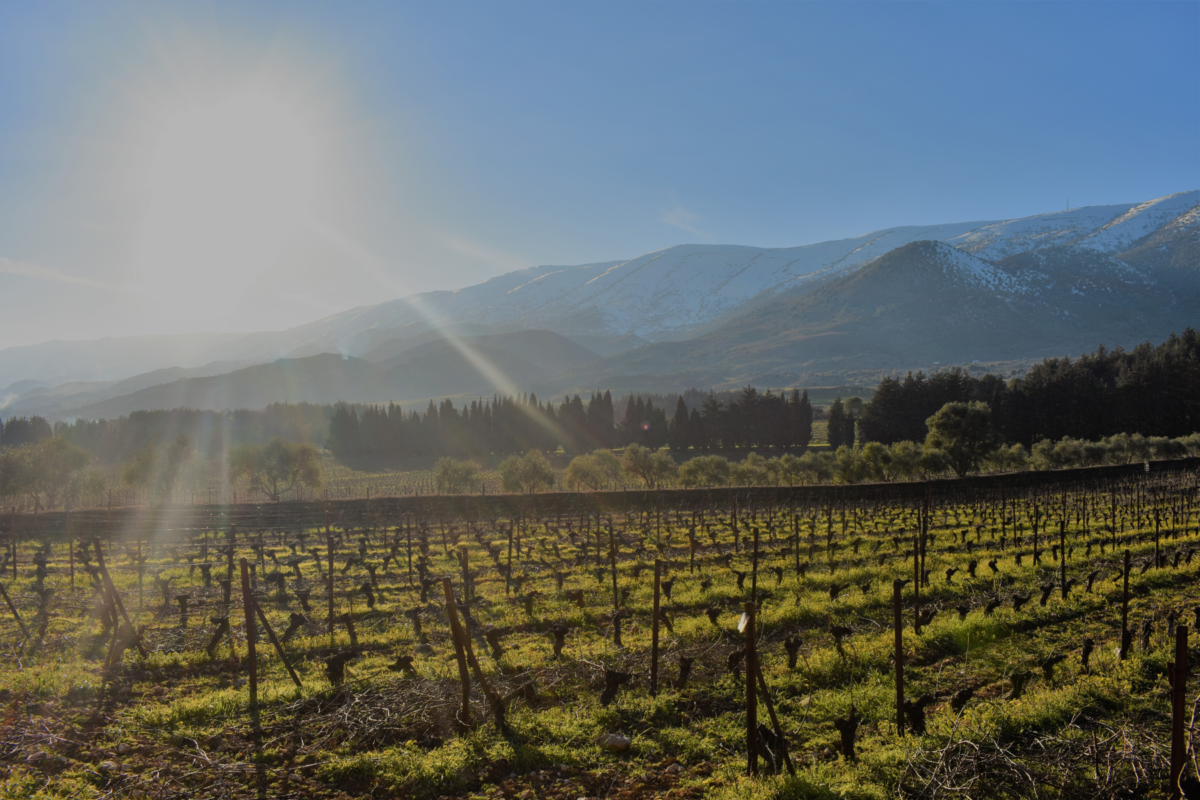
[0,1,1196,349]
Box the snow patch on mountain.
[928,242,1027,294]
[1076,191,1199,252]
[950,205,1130,260]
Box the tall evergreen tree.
[670,397,691,450]
[827,397,855,449]
[790,388,813,450]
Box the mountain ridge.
[1,190,1195,417]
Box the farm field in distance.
[0,464,1197,800]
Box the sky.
[0,1,1196,350]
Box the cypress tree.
[827,397,855,449]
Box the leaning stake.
[442,577,473,728]
[240,558,258,719]
[93,541,147,657]
[252,596,302,687]
[0,581,29,638]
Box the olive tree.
[433,458,482,494]
[620,444,677,489]
[924,401,997,476]
[228,438,322,501]
[564,449,623,491]
[678,455,731,488]
[498,450,556,493]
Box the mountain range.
[2,190,1196,420]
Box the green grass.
[0,482,1195,798]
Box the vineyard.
[0,460,1197,799]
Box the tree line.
[1,329,1194,483]
[325,387,815,458]
[43,404,330,462]
[857,328,1200,447]
[428,428,1200,494]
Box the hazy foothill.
[0,3,1197,800]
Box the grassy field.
[0,472,1196,799]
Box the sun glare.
[134,84,318,309]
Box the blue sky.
[0,1,1196,347]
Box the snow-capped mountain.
[0,190,1195,405]
[285,191,1196,348]
[950,191,1198,260]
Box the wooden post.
[1111,489,1118,552]
[1155,510,1161,569]
[1033,499,1040,565]
[751,524,759,599]
[1168,625,1188,799]
[609,523,619,611]
[506,524,513,596]
[442,577,473,727]
[327,532,335,638]
[460,545,471,608]
[793,514,801,578]
[920,494,929,587]
[893,578,905,736]
[1060,520,1067,600]
[240,558,258,718]
[745,600,758,776]
[651,559,661,697]
[913,536,921,636]
[1120,549,1130,660]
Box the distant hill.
[56,330,599,418]
[1,190,1195,416]
[559,232,1195,387]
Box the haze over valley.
[2,190,1195,419]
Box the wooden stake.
[327,532,335,638]
[1120,549,1130,660]
[894,578,905,736]
[1060,519,1067,600]
[651,559,661,697]
[609,523,619,612]
[442,577,473,727]
[753,660,795,775]
[240,558,258,717]
[93,541,147,658]
[1168,625,1188,799]
[506,524,514,596]
[913,536,921,636]
[745,600,758,776]
[251,596,302,687]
